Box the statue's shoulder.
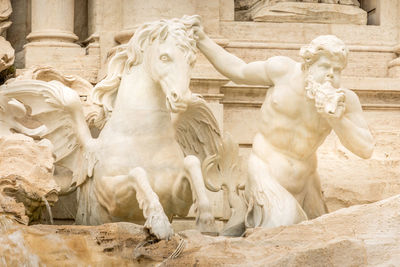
[343,88,362,108]
[265,56,298,80]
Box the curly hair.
[299,35,348,70]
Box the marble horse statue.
[0,15,238,240]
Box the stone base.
[252,2,367,24]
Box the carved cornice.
[219,77,400,110]
[226,41,396,53]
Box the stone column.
[87,0,101,44]
[84,0,101,60]
[26,0,78,46]
[24,0,90,80]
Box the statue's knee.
[184,155,200,168]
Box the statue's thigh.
[246,153,273,187]
[245,152,283,201]
[302,173,328,219]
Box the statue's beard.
[305,75,345,117]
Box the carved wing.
[0,79,95,194]
[11,65,107,131]
[174,95,242,192]
[173,95,223,191]
[174,95,222,164]
[174,95,247,235]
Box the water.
[42,196,54,225]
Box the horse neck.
[114,66,167,112]
[105,65,173,134]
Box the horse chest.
[97,131,184,175]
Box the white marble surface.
[197,31,374,232]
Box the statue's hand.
[327,94,346,119]
[315,82,346,119]
[193,25,206,41]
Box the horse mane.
[92,15,200,114]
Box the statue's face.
[308,55,343,88]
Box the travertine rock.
[0,194,399,266]
[0,217,150,266]
[0,0,14,73]
[167,195,400,266]
[0,134,58,224]
[319,134,400,212]
[0,36,14,73]
[0,0,12,35]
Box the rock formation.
[0,193,399,266]
[0,0,14,74]
[0,134,58,225]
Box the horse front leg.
[94,167,174,240]
[183,155,216,233]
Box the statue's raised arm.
[195,27,273,86]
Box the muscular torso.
[252,61,332,194]
[260,63,331,158]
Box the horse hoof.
[144,213,174,240]
[196,212,217,234]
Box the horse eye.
[160,54,171,62]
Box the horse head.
[92,15,200,114]
[142,22,198,113]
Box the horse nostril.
[171,91,178,101]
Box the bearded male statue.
[195,30,374,232]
